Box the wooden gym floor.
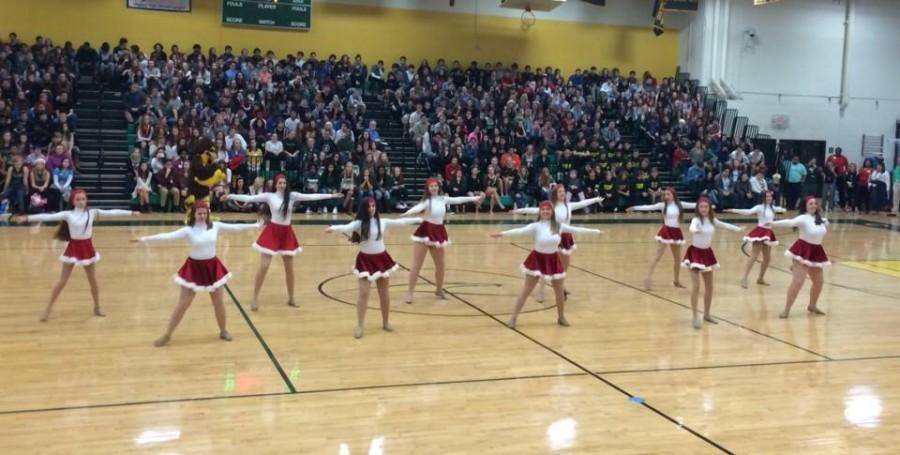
[1,211,899,454]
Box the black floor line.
[8,352,900,417]
[398,263,734,454]
[0,372,588,416]
[598,353,900,376]
[223,285,297,393]
[510,243,833,361]
[0,391,292,416]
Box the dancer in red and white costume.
[771,196,830,319]
[725,191,786,288]
[325,198,422,339]
[402,178,482,303]
[17,189,138,321]
[512,185,602,300]
[136,201,260,346]
[627,187,696,290]
[226,174,341,310]
[682,197,743,329]
[491,200,603,328]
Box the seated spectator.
[133,162,153,212]
[28,159,51,214]
[50,158,74,211]
[735,172,754,209]
[2,153,29,215]
[155,159,180,212]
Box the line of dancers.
[12,178,831,345]
[626,188,830,327]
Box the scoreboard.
[221,0,311,30]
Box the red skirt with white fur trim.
[744,226,778,246]
[353,251,399,281]
[410,221,451,247]
[682,245,719,272]
[175,257,232,292]
[253,223,302,256]
[522,251,566,281]
[558,233,576,255]
[655,225,685,244]
[61,238,100,266]
[786,239,831,267]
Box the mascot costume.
[184,137,226,219]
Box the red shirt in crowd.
[444,161,461,181]
[826,153,849,175]
[857,166,872,186]
[672,145,689,169]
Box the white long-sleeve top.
[329,217,423,254]
[729,204,786,227]
[512,198,602,224]
[688,217,742,249]
[227,191,336,225]
[404,195,479,225]
[27,209,133,240]
[140,221,260,260]
[870,170,890,187]
[772,214,829,245]
[499,221,602,254]
[631,201,697,228]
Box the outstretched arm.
[627,202,664,212]
[681,202,697,210]
[383,217,424,227]
[569,196,603,211]
[725,207,758,216]
[511,207,539,215]
[290,191,340,202]
[326,220,361,234]
[93,209,136,218]
[139,227,190,242]
[23,212,68,223]
[445,195,480,205]
[401,201,427,216]
[713,219,743,232]
[226,193,269,203]
[216,221,262,232]
[771,215,801,229]
[494,223,537,237]
[561,224,604,235]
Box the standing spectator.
[869,161,890,213]
[823,161,837,212]
[785,156,807,209]
[264,133,285,170]
[856,158,874,213]
[891,159,900,216]
[845,163,859,212]
[825,147,849,209]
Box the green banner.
[222,0,311,30]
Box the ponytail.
[54,221,71,241]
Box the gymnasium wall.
[0,0,680,78]
[679,0,900,164]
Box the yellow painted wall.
[0,0,679,77]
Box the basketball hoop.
[521,8,536,30]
